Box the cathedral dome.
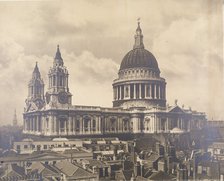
[120,48,160,72]
[119,22,160,73]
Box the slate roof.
[54,160,95,179]
[149,171,175,180]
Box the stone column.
[116,86,119,100]
[134,84,136,99]
[180,118,183,130]
[139,83,142,99]
[160,85,163,99]
[23,119,26,131]
[51,116,54,134]
[73,117,75,134]
[158,85,160,99]
[99,116,101,133]
[82,117,85,133]
[27,119,29,132]
[31,118,33,132]
[144,84,147,98]
[36,116,39,133]
[48,118,51,134]
[155,84,157,99]
[89,118,92,134]
[54,116,57,134]
[119,86,122,100]
[28,118,31,131]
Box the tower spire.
[32,62,40,79]
[133,19,144,49]
[54,44,63,66]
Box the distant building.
[207,120,224,127]
[13,109,17,126]
[23,22,206,137]
[13,137,84,154]
[208,142,224,160]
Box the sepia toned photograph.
[0,0,223,180]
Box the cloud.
[0,37,118,125]
[0,0,223,125]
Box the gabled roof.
[29,162,60,177]
[115,170,134,181]
[1,164,26,179]
[54,161,78,176]
[54,160,94,179]
[10,164,26,177]
[145,152,160,162]
[86,159,107,168]
[149,171,175,180]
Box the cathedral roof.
[119,22,160,72]
[120,48,159,71]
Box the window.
[16,145,20,150]
[43,145,47,149]
[53,75,56,86]
[84,118,90,131]
[146,85,150,97]
[24,145,28,149]
[76,120,80,131]
[59,76,63,86]
[93,119,96,131]
[125,87,129,97]
[110,118,116,131]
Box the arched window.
[84,117,90,131]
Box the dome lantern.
[133,21,144,49]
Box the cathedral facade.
[23,22,206,137]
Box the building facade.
[23,22,206,137]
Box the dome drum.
[113,80,166,108]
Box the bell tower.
[25,62,45,111]
[45,45,72,107]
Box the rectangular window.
[43,145,47,149]
[24,145,28,149]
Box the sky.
[0,0,223,125]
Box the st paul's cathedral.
[23,22,206,137]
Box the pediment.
[26,102,38,112]
[168,106,185,113]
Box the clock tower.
[46,45,72,107]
